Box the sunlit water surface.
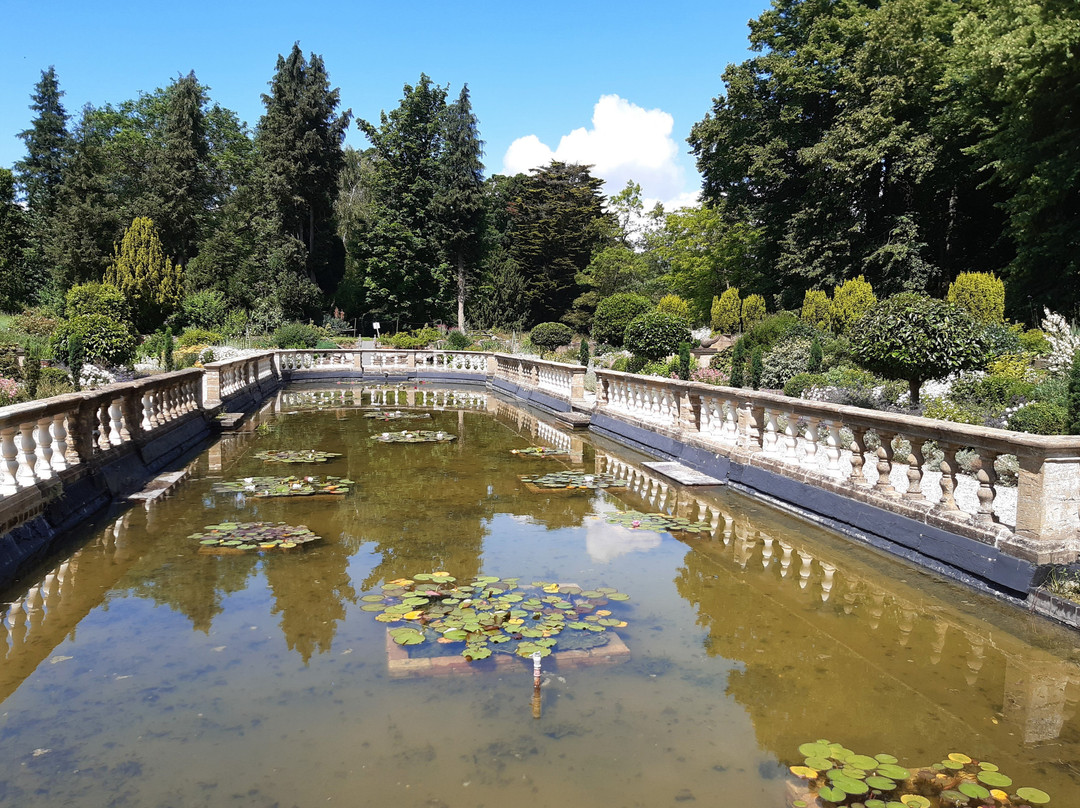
[1,386,1078,808]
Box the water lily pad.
[874,754,898,765]
[1015,787,1050,805]
[864,776,896,791]
[899,797,930,808]
[363,410,432,420]
[800,742,833,759]
[849,755,879,770]
[510,446,569,457]
[191,521,321,553]
[977,771,1012,788]
[520,471,628,491]
[939,790,968,805]
[818,785,846,802]
[875,764,910,781]
[790,766,818,779]
[958,782,990,800]
[947,753,972,764]
[253,449,342,463]
[606,510,713,533]
[373,430,456,443]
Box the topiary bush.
[947,271,1005,324]
[850,293,988,405]
[593,293,652,347]
[657,294,692,324]
[760,337,814,390]
[830,275,876,334]
[446,330,471,350]
[65,282,132,324]
[272,322,322,349]
[729,340,746,387]
[712,288,741,332]
[783,372,826,398]
[678,342,691,380]
[51,314,137,367]
[1008,401,1067,435]
[530,322,574,354]
[579,338,590,367]
[741,294,767,332]
[801,289,831,330]
[624,311,692,362]
[750,345,764,389]
[178,328,225,348]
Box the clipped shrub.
[272,322,322,349]
[712,288,741,332]
[850,293,988,405]
[657,294,692,323]
[801,290,831,330]
[446,329,471,350]
[949,372,1035,408]
[741,294,767,332]
[579,338,590,367]
[784,372,826,399]
[67,335,84,390]
[624,311,692,362]
[760,337,814,390]
[729,340,746,388]
[678,342,691,380]
[51,314,137,367]
[986,353,1036,382]
[808,338,823,373]
[65,282,132,324]
[178,328,224,348]
[1008,401,1067,435]
[947,271,1005,324]
[922,396,986,426]
[22,348,41,399]
[163,327,174,372]
[830,275,876,334]
[530,322,574,354]
[592,293,652,347]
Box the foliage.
[783,372,826,399]
[177,328,224,348]
[1040,308,1080,373]
[592,293,652,347]
[22,348,41,399]
[712,287,741,332]
[271,322,322,349]
[64,282,131,323]
[830,276,876,335]
[947,271,1005,324]
[530,322,574,353]
[657,294,692,323]
[162,327,174,371]
[801,289,831,330]
[579,338,590,367]
[0,168,31,312]
[808,338,823,373]
[1019,328,1051,356]
[67,334,83,389]
[181,289,228,330]
[740,311,819,355]
[51,314,137,367]
[749,345,764,390]
[0,377,18,406]
[37,366,74,398]
[383,327,441,349]
[689,367,728,386]
[445,329,471,350]
[1070,350,1080,435]
[760,337,814,390]
[850,293,988,405]
[624,311,692,362]
[948,372,1034,409]
[12,308,59,338]
[729,340,746,388]
[741,294,766,331]
[980,322,1024,361]
[104,217,182,332]
[677,343,692,381]
[1008,401,1067,435]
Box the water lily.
[631,520,641,528]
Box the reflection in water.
[0,387,1078,806]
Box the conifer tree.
[16,67,70,221]
[437,85,486,331]
[0,169,30,311]
[105,217,182,332]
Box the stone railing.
[268,348,495,376]
[595,369,1080,562]
[492,353,587,407]
[0,370,203,528]
[203,351,279,406]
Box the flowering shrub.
[1040,308,1080,373]
[0,376,19,406]
[690,367,727,386]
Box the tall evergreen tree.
[152,72,212,265]
[351,74,451,324]
[256,44,351,294]
[0,169,30,311]
[105,216,183,332]
[436,85,486,331]
[15,67,70,220]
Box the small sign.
[372,321,380,331]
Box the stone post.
[1014,449,1080,542]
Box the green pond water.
[1,385,1079,808]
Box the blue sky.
[2,0,770,209]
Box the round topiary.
[51,314,137,367]
[624,311,692,362]
[592,293,653,347]
[530,322,574,353]
[272,322,322,349]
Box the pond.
[1,385,1078,808]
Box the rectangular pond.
[1,384,1078,808]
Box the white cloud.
[502,94,697,212]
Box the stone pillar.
[1014,450,1080,542]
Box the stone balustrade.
[0,370,203,532]
[492,353,587,406]
[594,369,1080,563]
[203,352,278,406]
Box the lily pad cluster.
[788,740,1052,807]
[511,446,569,457]
[189,521,322,552]
[211,475,354,498]
[361,573,631,661]
[606,510,713,534]
[519,471,628,490]
[253,449,343,464]
[363,410,432,420]
[372,430,456,443]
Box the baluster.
[0,427,19,493]
[113,397,131,442]
[904,440,926,501]
[723,399,739,442]
[50,413,68,472]
[875,431,896,494]
[800,416,820,467]
[140,391,155,431]
[763,408,780,453]
[935,444,961,514]
[819,562,836,602]
[17,421,39,484]
[782,414,799,460]
[778,541,793,575]
[798,551,814,588]
[823,420,842,471]
[973,450,999,527]
[34,417,54,479]
[848,427,869,486]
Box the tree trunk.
[910,377,921,408]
